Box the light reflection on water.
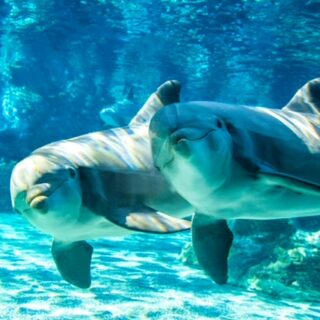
[0,213,319,319]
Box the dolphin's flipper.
[51,240,93,289]
[258,168,320,196]
[124,210,191,233]
[109,207,191,234]
[192,213,233,285]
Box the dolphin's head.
[149,102,233,204]
[10,153,82,235]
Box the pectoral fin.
[125,210,191,233]
[51,240,93,289]
[192,213,233,285]
[107,206,191,234]
[258,168,320,196]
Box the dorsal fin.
[129,80,181,127]
[282,78,320,115]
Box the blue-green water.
[1,0,320,318]
[1,213,319,319]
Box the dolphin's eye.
[226,122,234,133]
[68,168,77,179]
[216,119,223,129]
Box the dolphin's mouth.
[26,179,67,211]
[28,195,49,211]
[157,128,215,169]
[170,128,215,145]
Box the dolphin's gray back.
[33,126,153,171]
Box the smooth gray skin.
[10,81,193,289]
[149,78,320,285]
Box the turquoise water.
[1,213,319,320]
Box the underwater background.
[0,0,320,319]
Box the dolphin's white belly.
[197,175,320,220]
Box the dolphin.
[10,80,193,289]
[149,78,320,285]
[99,85,135,128]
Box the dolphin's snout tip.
[12,190,49,215]
[25,183,52,214]
[29,195,49,214]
